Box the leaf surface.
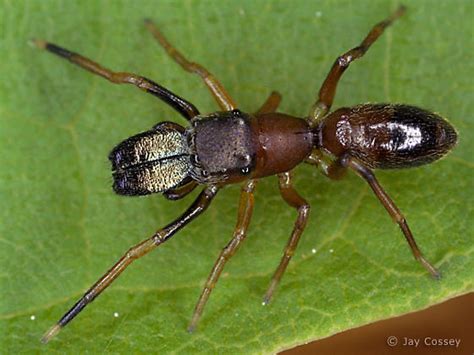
[1,0,473,353]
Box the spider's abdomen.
[109,124,191,195]
[319,104,458,169]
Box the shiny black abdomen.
[320,104,458,169]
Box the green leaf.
[1,0,472,353]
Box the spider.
[35,5,457,343]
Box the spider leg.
[187,179,257,332]
[263,171,310,304]
[256,91,282,114]
[145,20,237,111]
[163,180,199,200]
[308,6,406,125]
[32,40,199,120]
[41,186,218,343]
[348,159,441,279]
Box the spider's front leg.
[41,186,218,343]
[32,39,200,120]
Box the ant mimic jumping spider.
[35,6,457,343]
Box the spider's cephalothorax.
[186,110,257,184]
[188,109,314,184]
[38,6,458,344]
[109,110,259,194]
[110,108,315,195]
